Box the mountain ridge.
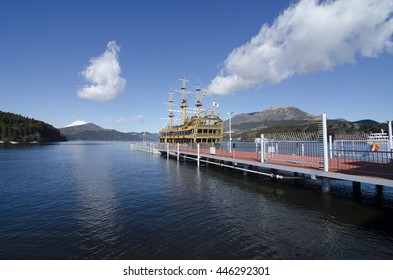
[230,106,317,126]
[59,122,159,142]
[60,123,105,135]
[225,106,319,133]
[229,107,387,141]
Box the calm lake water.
[1,141,393,260]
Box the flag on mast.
[212,101,219,107]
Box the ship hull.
[160,115,223,144]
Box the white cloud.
[134,115,146,123]
[208,0,393,95]
[113,117,128,124]
[103,116,129,125]
[103,114,147,125]
[78,41,126,101]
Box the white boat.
[0,140,4,144]
[10,141,19,144]
[367,130,391,145]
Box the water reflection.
[68,143,120,258]
[181,164,393,259]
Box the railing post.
[261,134,265,164]
[322,113,329,172]
[329,135,333,159]
[389,120,392,153]
[255,141,258,161]
[197,143,200,167]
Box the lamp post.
[228,112,233,152]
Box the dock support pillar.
[353,181,361,193]
[166,143,169,160]
[271,169,277,180]
[177,143,180,161]
[322,178,331,193]
[376,185,384,201]
[243,165,249,175]
[197,143,200,167]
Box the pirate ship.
[159,78,223,144]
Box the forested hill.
[0,111,66,143]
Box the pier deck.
[149,143,393,189]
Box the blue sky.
[1,0,392,133]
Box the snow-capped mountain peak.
[64,120,88,127]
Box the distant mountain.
[232,106,316,124]
[60,122,104,135]
[59,122,159,142]
[231,107,387,141]
[353,119,380,126]
[64,120,88,127]
[226,106,318,133]
[0,111,66,143]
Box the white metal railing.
[130,142,160,154]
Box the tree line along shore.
[0,111,66,143]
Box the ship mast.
[168,89,173,129]
[195,83,202,119]
[180,77,188,125]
